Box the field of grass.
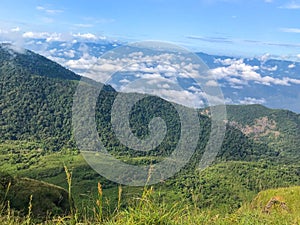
[1,183,300,224]
[1,140,300,224]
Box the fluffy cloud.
[11,27,20,32]
[63,50,76,58]
[205,80,219,87]
[210,58,300,87]
[74,24,94,28]
[288,64,296,69]
[36,6,64,14]
[259,53,271,63]
[22,32,63,42]
[73,33,98,40]
[261,65,278,71]
[280,28,300,33]
[23,32,48,39]
[61,47,224,108]
[239,97,266,105]
[279,1,300,9]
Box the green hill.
[226,104,300,163]
[0,44,276,163]
[0,43,81,80]
[202,104,300,163]
[227,186,300,224]
[0,171,70,218]
[1,44,300,224]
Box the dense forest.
[1,44,300,224]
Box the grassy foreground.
[1,182,300,224]
[1,140,300,224]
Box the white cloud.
[288,64,296,69]
[210,58,300,86]
[23,31,50,39]
[36,6,44,11]
[279,1,300,9]
[287,78,300,84]
[49,48,57,55]
[214,57,238,65]
[121,86,206,108]
[59,48,222,108]
[11,27,20,32]
[261,65,278,71]
[188,86,202,92]
[239,97,266,105]
[36,6,64,14]
[259,53,271,63]
[22,31,71,42]
[63,50,76,58]
[74,24,94,28]
[280,28,300,33]
[206,80,219,87]
[119,79,130,83]
[143,73,177,85]
[22,32,43,39]
[45,33,62,42]
[73,33,98,40]
[2,44,27,55]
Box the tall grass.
[0,181,11,215]
[1,167,299,224]
[93,182,103,222]
[25,195,33,225]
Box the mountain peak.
[0,43,81,81]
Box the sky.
[0,0,300,58]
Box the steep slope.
[0,45,80,149]
[0,43,81,80]
[168,161,300,213]
[1,45,300,222]
[0,171,70,218]
[0,44,113,150]
[0,44,275,164]
[225,104,300,162]
[228,186,300,224]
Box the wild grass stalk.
[0,181,11,215]
[117,185,122,212]
[94,181,103,222]
[25,195,33,225]
[64,165,78,224]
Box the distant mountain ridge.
[1,44,300,222]
[0,44,279,164]
[202,104,300,162]
[21,39,300,113]
[0,43,82,81]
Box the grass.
[1,140,300,224]
[1,182,300,225]
[0,182,300,224]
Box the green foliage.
[0,44,281,166]
[169,161,300,213]
[1,44,300,224]
[0,175,70,218]
[225,104,300,162]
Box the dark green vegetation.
[0,44,300,224]
[0,171,70,218]
[226,104,300,162]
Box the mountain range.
[1,42,300,222]
[20,38,300,113]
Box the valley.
[0,43,300,224]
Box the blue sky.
[0,0,300,57]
